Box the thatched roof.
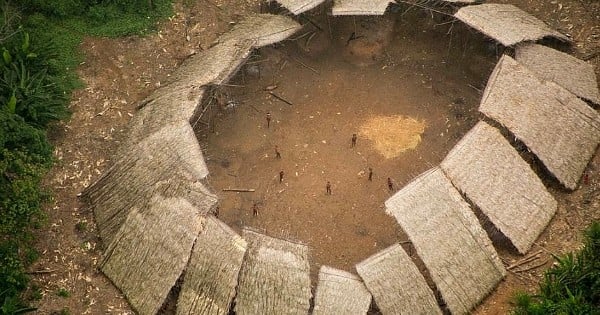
[275,0,327,15]
[82,122,215,245]
[440,122,557,254]
[331,0,392,15]
[356,244,442,315]
[441,0,480,3]
[234,229,312,315]
[313,266,372,315]
[100,195,205,315]
[217,14,302,47]
[454,4,568,46]
[176,216,247,315]
[385,167,505,314]
[516,43,600,105]
[479,55,600,190]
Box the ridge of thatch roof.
[480,55,600,190]
[82,122,215,245]
[440,121,557,254]
[515,43,600,105]
[234,229,312,315]
[176,216,247,315]
[441,0,480,3]
[313,266,372,315]
[331,0,393,16]
[356,244,442,315]
[275,0,327,14]
[454,4,568,46]
[385,167,505,314]
[100,195,205,315]
[218,14,302,47]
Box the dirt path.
[30,1,599,314]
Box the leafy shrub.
[513,222,600,315]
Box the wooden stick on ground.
[268,92,293,106]
[222,188,255,192]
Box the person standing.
[252,203,258,216]
[351,133,357,147]
[266,112,272,128]
[368,167,373,181]
[326,181,332,195]
[275,145,281,159]
[279,170,284,183]
[387,177,394,191]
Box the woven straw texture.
[480,55,600,190]
[331,0,392,15]
[386,167,505,314]
[356,244,442,314]
[440,121,557,254]
[313,266,371,315]
[455,4,568,46]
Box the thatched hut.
[515,43,600,105]
[313,266,372,315]
[454,4,568,46]
[82,122,216,245]
[176,216,247,315]
[331,0,393,15]
[356,244,442,315]
[385,167,505,314]
[440,122,557,254]
[100,195,205,315]
[217,14,302,48]
[275,0,327,14]
[234,229,312,315]
[479,55,600,190]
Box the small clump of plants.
[512,221,600,315]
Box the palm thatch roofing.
[331,0,392,15]
[234,229,312,315]
[454,4,568,46]
[385,167,505,314]
[516,43,600,105]
[441,0,480,3]
[479,55,600,190]
[313,266,372,315]
[440,121,557,254]
[82,122,215,245]
[100,195,206,315]
[217,14,302,47]
[176,216,247,315]
[275,0,327,15]
[356,244,442,315]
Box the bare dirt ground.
[30,0,599,314]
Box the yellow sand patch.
[359,115,426,159]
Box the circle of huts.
[81,1,600,314]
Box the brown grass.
[359,115,426,159]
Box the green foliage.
[56,288,70,298]
[512,222,600,315]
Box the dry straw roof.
[82,122,215,245]
[313,266,372,315]
[356,244,442,315]
[275,0,327,15]
[177,216,247,315]
[100,195,205,315]
[218,14,302,47]
[480,55,600,190]
[516,43,600,105]
[235,229,312,315]
[455,4,568,46]
[331,0,393,15]
[440,122,557,254]
[386,167,505,314]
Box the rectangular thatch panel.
[516,43,600,105]
[455,4,568,46]
[82,122,216,245]
[100,195,204,315]
[480,55,600,190]
[235,229,311,315]
[218,14,301,47]
[313,266,371,315]
[440,122,557,254]
[385,167,505,314]
[177,216,247,315]
[276,0,326,15]
[331,0,392,15]
[356,244,442,315]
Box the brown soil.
[29,0,599,314]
